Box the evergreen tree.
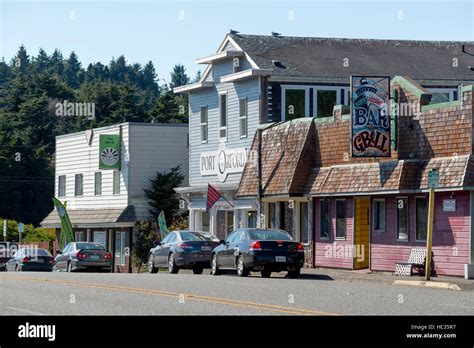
[170,64,190,89]
[64,51,83,88]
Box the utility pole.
[425,169,438,281]
[257,128,263,228]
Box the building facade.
[175,32,474,256]
[41,122,189,272]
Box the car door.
[219,232,237,268]
[228,230,244,269]
[156,234,175,266]
[57,243,70,270]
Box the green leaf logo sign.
[99,134,121,170]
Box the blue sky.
[1,0,473,83]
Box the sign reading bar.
[99,134,121,170]
[200,143,247,182]
[351,76,391,157]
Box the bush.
[132,220,159,272]
[169,216,189,231]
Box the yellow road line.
[0,275,339,316]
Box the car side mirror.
[154,241,162,247]
[219,240,225,244]
[56,250,62,254]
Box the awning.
[40,205,136,229]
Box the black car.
[148,231,220,274]
[210,228,304,278]
[5,247,54,272]
[0,242,18,271]
[54,242,112,272]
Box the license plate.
[36,259,44,263]
[275,256,286,262]
[90,255,100,260]
[201,246,212,251]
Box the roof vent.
[272,60,286,69]
[271,32,281,37]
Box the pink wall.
[370,192,471,277]
[313,197,354,269]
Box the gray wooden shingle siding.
[189,58,260,186]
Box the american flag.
[206,184,222,212]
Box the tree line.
[0,46,196,226]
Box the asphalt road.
[1,270,473,315]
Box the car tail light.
[77,251,88,259]
[250,241,262,250]
[297,243,304,251]
[48,258,54,264]
[22,256,31,263]
[178,243,193,249]
[103,253,112,260]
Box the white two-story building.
[41,122,188,272]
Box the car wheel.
[236,255,249,277]
[148,255,158,274]
[288,268,301,279]
[168,253,179,274]
[15,265,19,272]
[67,261,73,273]
[52,264,59,272]
[261,270,272,278]
[192,267,203,275]
[211,254,221,276]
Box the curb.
[393,280,462,291]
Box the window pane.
[200,106,207,123]
[248,211,257,228]
[374,200,385,231]
[317,90,337,117]
[59,175,66,197]
[95,172,102,196]
[320,200,330,239]
[201,211,210,232]
[336,200,346,239]
[220,94,227,127]
[239,98,247,117]
[113,171,120,195]
[239,118,247,137]
[75,174,83,196]
[430,92,450,104]
[269,203,278,229]
[416,197,428,240]
[300,202,309,243]
[200,106,208,142]
[285,89,305,121]
[397,198,409,240]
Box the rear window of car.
[180,232,217,241]
[248,230,293,241]
[76,243,105,251]
[21,248,52,257]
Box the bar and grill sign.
[351,76,391,157]
[99,134,121,170]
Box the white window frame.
[58,175,66,197]
[113,171,120,195]
[219,91,228,142]
[94,172,102,196]
[372,198,386,233]
[396,196,409,242]
[74,174,83,197]
[239,97,248,138]
[426,87,457,102]
[335,199,347,240]
[415,196,428,242]
[200,105,208,143]
[299,201,310,245]
[320,199,331,240]
[281,85,348,121]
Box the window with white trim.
[58,175,66,197]
[396,197,409,241]
[74,174,83,197]
[239,98,247,137]
[113,171,120,195]
[219,93,227,140]
[320,200,330,239]
[200,106,208,143]
[335,199,347,239]
[426,87,458,104]
[94,172,102,196]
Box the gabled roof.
[229,34,474,83]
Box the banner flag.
[52,197,74,250]
[158,210,170,240]
[99,134,121,170]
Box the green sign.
[99,134,121,170]
[52,198,74,250]
[428,170,439,189]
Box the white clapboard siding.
[128,123,189,220]
[189,58,260,187]
[55,123,130,210]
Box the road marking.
[0,275,339,316]
[439,303,474,310]
[5,306,46,315]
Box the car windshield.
[180,232,217,241]
[21,248,52,257]
[76,243,105,251]
[248,230,293,241]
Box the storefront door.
[354,197,370,269]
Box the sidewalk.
[300,267,474,291]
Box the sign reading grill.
[200,143,247,182]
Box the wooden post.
[425,187,435,281]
